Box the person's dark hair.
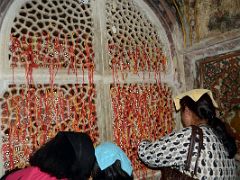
[180,93,237,158]
[30,131,95,180]
[92,160,133,180]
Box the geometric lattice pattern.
[0,83,99,170]
[2,1,173,178]
[110,83,174,177]
[106,0,167,78]
[9,0,94,72]
[199,51,240,118]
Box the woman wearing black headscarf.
[1,131,95,180]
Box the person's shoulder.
[176,126,192,134]
[167,127,192,139]
[198,125,214,135]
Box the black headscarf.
[64,131,95,179]
[30,131,95,180]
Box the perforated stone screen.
[110,83,173,175]
[0,83,99,169]
[0,0,175,177]
[10,0,94,69]
[106,0,167,75]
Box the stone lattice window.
[0,0,175,177]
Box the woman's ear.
[181,106,193,127]
[185,107,195,119]
[184,107,190,114]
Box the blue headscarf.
[95,142,133,176]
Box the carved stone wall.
[0,0,182,178]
